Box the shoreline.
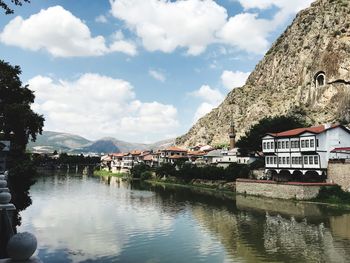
[145,179,350,210]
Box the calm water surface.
[17,173,350,262]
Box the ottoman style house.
[262,124,350,181]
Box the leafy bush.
[155,162,250,182]
[155,163,177,178]
[316,185,350,204]
[130,163,150,179]
[141,171,153,180]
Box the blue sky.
[0,0,314,143]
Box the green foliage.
[141,171,153,180]
[315,185,350,204]
[57,153,100,165]
[155,162,250,182]
[130,163,150,179]
[236,115,308,153]
[93,169,127,178]
[155,163,177,178]
[0,0,29,14]
[213,143,229,149]
[0,60,45,156]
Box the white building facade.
[262,124,350,180]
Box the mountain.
[176,0,350,147]
[28,131,175,154]
[27,131,91,154]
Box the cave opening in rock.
[315,72,326,87]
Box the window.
[278,142,281,149]
[314,156,319,165]
[305,140,309,148]
[286,141,289,149]
[282,141,285,149]
[310,139,314,147]
[279,157,282,164]
[296,141,300,148]
[282,157,286,164]
[309,156,313,165]
[286,157,290,164]
[301,140,305,148]
[304,156,308,165]
[267,142,270,149]
[274,157,277,164]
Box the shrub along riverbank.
[93,169,128,178]
[312,185,350,207]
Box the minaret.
[229,121,236,150]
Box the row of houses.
[100,122,259,173]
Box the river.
[16,172,350,262]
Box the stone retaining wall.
[236,179,335,200]
[327,161,350,192]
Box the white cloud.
[110,0,227,55]
[95,14,108,23]
[149,69,166,82]
[194,102,217,122]
[0,6,137,57]
[217,13,271,54]
[191,85,224,105]
[110,40,137,56]
[28,73,179,142]
[109,0,313,55]
[221,70,250,90]
[190,85,224,121]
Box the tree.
[130,163,150,179]
[0,0,29,14]
[236,115,308,153]
[0,60,44,157]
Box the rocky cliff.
[176,0,350,147]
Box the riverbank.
[93,170,128,178]
[146,178,350,209]
[145,179,235,197]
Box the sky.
[0,0,314,143]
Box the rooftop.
[266,124,345,138]
[163,146,187,152]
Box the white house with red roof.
[262,124,350,180]
[159,146,188,164]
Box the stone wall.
[327,161,350,191]
[236,179,334,200]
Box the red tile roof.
[111,153,124,157]
[267,124,342,138]
[130,150,142,156]
[163,146,187,152]
[331,147,350,152]
[187,151,206,156]
[142,154,153,161]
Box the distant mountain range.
[27,131,174,155]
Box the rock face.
[176,0,350,147]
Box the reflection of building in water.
[191,198,350,263]
[264,214,349,262]
[330,214,350,240]
[236,195,324,220]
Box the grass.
[311,185,350,208]
[93,169,128,178]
